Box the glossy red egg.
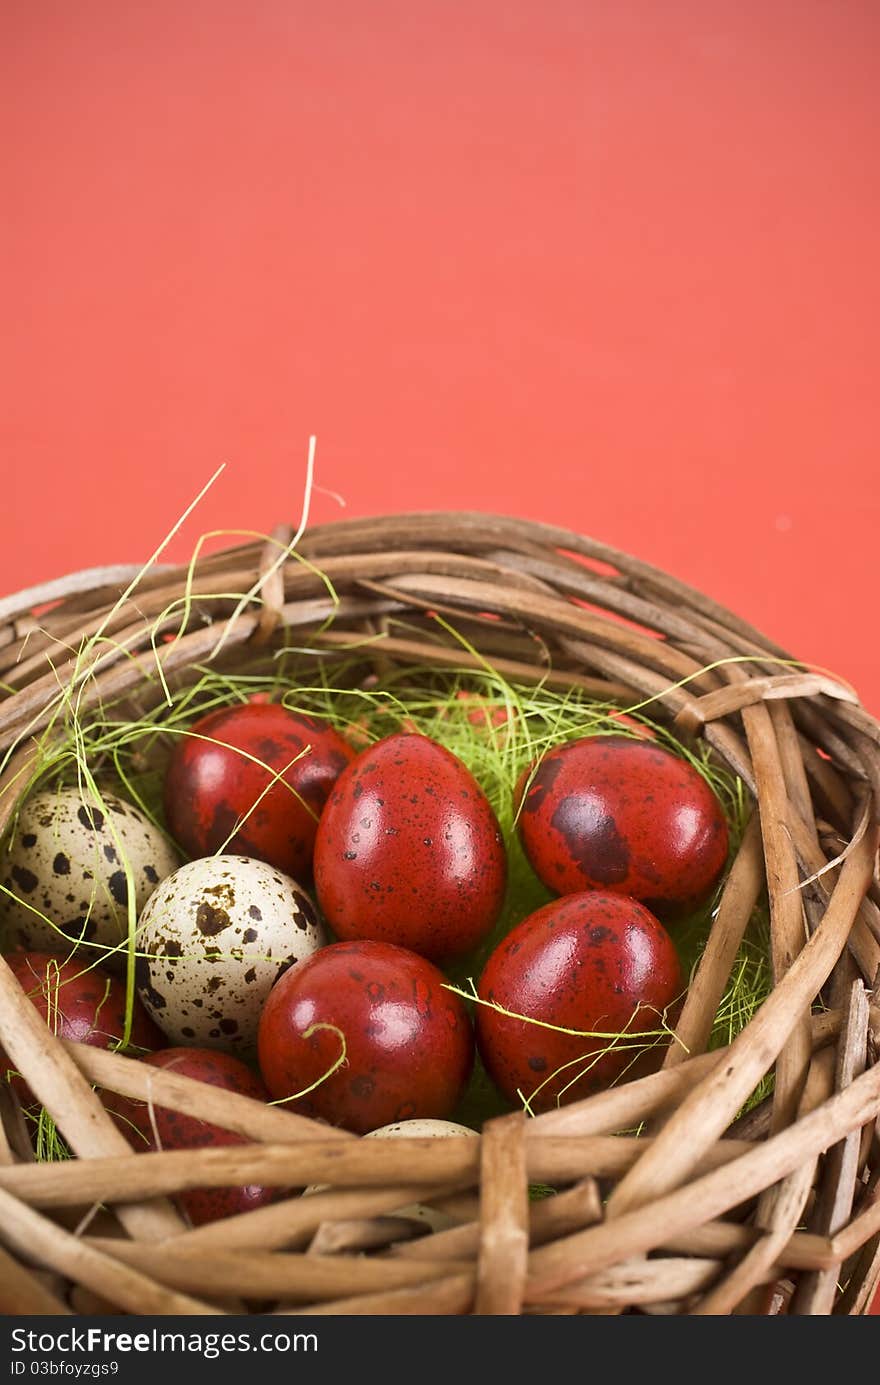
[106,1047,281,1226]
[257,940,475,1133]
[164,702,355,878]
[517,735,729,914]
[313,733,506,962]
[476,892,683,1112]
[1,950,163,1104]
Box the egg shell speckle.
[0,788,179,964]
[135,854,326,1050]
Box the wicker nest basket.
[0,511,879,1318]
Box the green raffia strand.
[267,1022,349,1106]
[2,601,775,1131]
[30,1106,71,1163]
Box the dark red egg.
[106,1047,281,1226]
[257,940,475,1133]
[313,733,506,962]
[1,950,163,1104]
[476,892,683,1113]
[517,735,729,914]
[164,702,355,878]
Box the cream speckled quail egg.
[365,1118,478,1230]
[303,1117,477,1230]
[0,787,179,964]
[366,1118,476,1140]
[135,855,326,1050]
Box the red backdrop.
[2,1,879,709]
[1,0,878,1311]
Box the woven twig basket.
[0,512,878,1317]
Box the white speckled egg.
[135,854,326,1050]
[364,1118,478,1230]
[365,1118,477,1141]
[302,1119,477,1222]
[0,787,179,964]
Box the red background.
[1,2,879,1312]
[2,2,879,708]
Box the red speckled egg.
[106,1047,281,1226]
[257,940,474,1133]
[164,702,355,878]
[476,893,683,1112]
[1,951,163,1105]
[517,735,729,914]
[313,734,506,962]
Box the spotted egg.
[135,855,326,1050]
[365,1118,478,1231]
[0,788,179,965]
[313,733,507,963]
[366,1118,476,1140]
[476,892,683,1112]
[303,1118,477,1231]
[517,735,730,916]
